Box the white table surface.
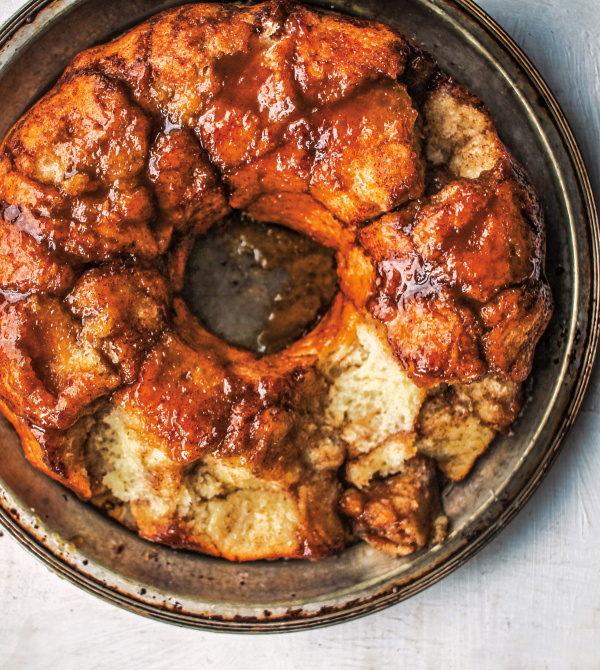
[0,0,599,667]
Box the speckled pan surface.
[0,0,597,632]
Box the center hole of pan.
[183,211,339,356]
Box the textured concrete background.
[0,0,598,667]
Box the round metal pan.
[0,0,597,632]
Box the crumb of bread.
[345,432,416,489]
[87,406,316,559]
[322,311,426,486]
[415,378,521,480]
[425,87,502,179]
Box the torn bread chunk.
[415,378,522,480]
[340,456,447,556]
[424,81,503,179]
[86,405,344,561]
[320,308,426,487]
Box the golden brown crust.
[356,114,551,385]
[0,397,92,498]
[0,218,76,294]
[308,80,424,225]
[148,129,230,240]
[66,264,170,383]
[2,72,157,262]
[340,456,445,556]
[0,0,552,559]
[0,294,120,430]
[287,3,410,105]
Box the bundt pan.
[0,0,597,632]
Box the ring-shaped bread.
[0,1,551,560]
